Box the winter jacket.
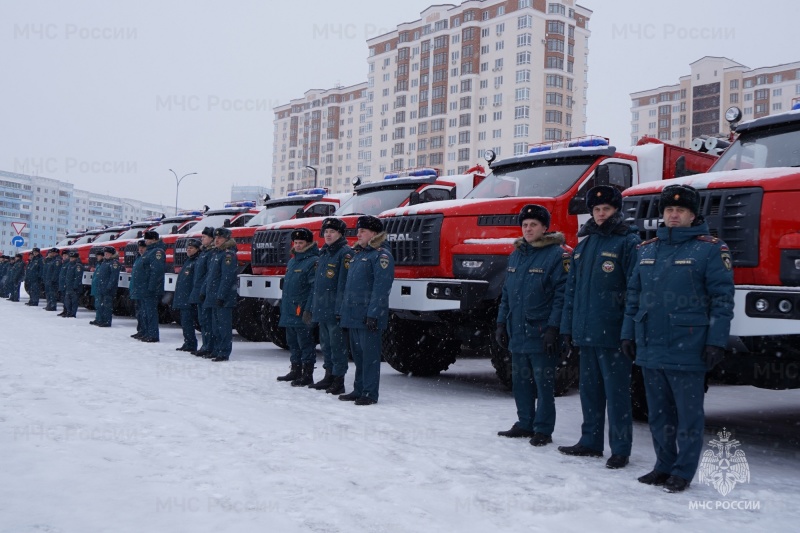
[278,241,320,327]
[173,252,198,309]
[24,254,43,286]
[64,259,84,293]
[189,246,213,304]
[44,256,62,288]
[311,236,353,323]
[90,258,103,297]
[497,232,571,354]
[202,239,238,309]
[96,254,120,296]
[621,220,735,371]
[560,212,641,348]
[339,233,394,330]
[131,240,166,300]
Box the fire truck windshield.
[710,124,800,172]
[335,186,418,216]
[246,202,307,226]
[189,214,240,234]
[466,157,595,199]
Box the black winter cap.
[137,239,147,247]
[201,227,215,238]
[104,246,116,254]
[518,204,551,229]
[95,249,105,256]
[213,227,232,239]
[143,230,160,240]
[321,217,347,235]
[68,251,79,258]
[291,228,314,242]
[61,249,70,255]
[356,215,383,233]
[31,247,40,253]
[586,185,622,211]
[659,184,700,215]
[186,238,202,249]
[49,247,59,254]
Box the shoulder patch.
[721,251,733,271]
[696,235,720,244]
[637,237,659,249]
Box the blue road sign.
[11,236,24,247]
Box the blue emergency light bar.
[793,101,800,110]
[286,188,327,197]
[528,146,552,154]
[383,167,438,180]
[568,138,609,148]
[224,200,257,208]
[177,210,205,216]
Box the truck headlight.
[754,298,769,312]
[778,300,793,313]
[461,260,484,268]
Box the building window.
[514,105,530,119]
[513,142,528,155]
[544,128,562,140]
[518,15,532,29]
[517,33,532,47]
[516,69,531,83]
[516,51,531,65]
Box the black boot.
[309,369,333,390]
[325,375,345,395]
[291,363,315,387]
[277,363,301,382]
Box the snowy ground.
[1,297,799,533]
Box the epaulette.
[696,235,720,244]
[636,237,658,249]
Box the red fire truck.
[171,189,350,341]
[622,103,800,415]
[377,137,717,392]
[239,167,486,348]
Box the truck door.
[568,161,635,230]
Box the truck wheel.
[382,318,459,376]
[257,300,273,342]
[235,298,270,342]
[264,306,289,350]
[631,364,648,422]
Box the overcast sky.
[1,0,794,211]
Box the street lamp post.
[169,169,197,215]
[304,165,318,189]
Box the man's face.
[521,219,547,243]
[200,234,213,247]
[356,228,376,247]
[138,246,147,255]
[144,238,156,246]
[104,252,113,260]
[663,206,695,228]
[69,256,76,262]
[213,235,225,247]
[323,228,341,245]
[592,204,617,226]
[187,246,199,257]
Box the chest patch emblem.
[602,260,615,273]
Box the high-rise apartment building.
[270,0,592,195]
[0,169,169,255]
[272,83,369,196]
[630,56,800,147]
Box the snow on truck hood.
[624,167,800,195]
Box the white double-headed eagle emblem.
[699,428,750,497]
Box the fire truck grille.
[87,246,105,269]
[382,214,442,266]
[252,229,293,267]
[173,238,188,267]
[124,242,138,268]
[622,187,762,267]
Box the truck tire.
[382,317,459,376]
[630,364,648,422]
[489,330,578,396]
[234,298,270,342]
[264,306,289,350]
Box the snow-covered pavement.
[1,299,798,532]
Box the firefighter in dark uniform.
[496,205,570,446]
[57,250,70,314]
[93,246,120,327]
[338,215,394,406]
[24,247,43,306]
[558,186,640,468]
[621,184,734,493]
[309,217,353,395]
[174,238,201,352]
[201,227,238,362]
[135,230,166,342]
[276,228,320,385]
[43,248,62,311]
[89,250,105,323]
[191,228,215,356]
[0,255,9,298]
[62,251,83,317]
[8,254,25,302]
[129,240,148,338]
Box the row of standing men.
[495,184,734,494]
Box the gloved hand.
[559,334,573,366]
[543,327,559,356]
[704,345,725,370]
[621,339,636,360]
[215,299,224,308]
[302,310,313,325]
[495,324,509,349]
[365,317,379,332]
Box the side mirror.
[409,191,421,206]
[223,219,231,228]
[171,226,178,234]
[595,165,610,186]
[568,196,588,215]
[295,207,305,219]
